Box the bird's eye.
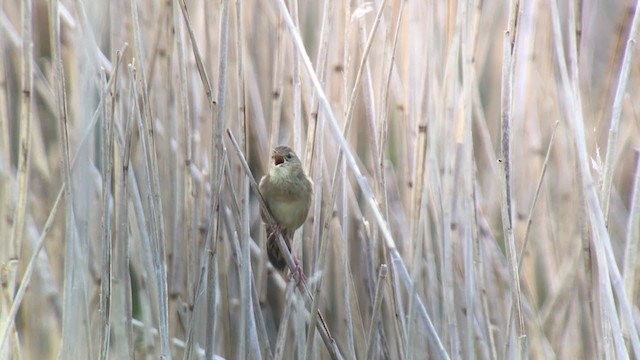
[285,153,293,160]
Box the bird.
[259,146,313,272]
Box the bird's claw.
[271,223,284,237]
[289,255,307,285]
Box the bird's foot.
[270,223,284,238]
[289,254,307,285]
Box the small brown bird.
[259,146,313,271]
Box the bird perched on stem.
[259,146,313,274]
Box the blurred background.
[1,0,640,358]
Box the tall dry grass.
[1,0,640,359]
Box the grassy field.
[1,0,640,358]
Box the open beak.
[273,152,284,166]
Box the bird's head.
[271,146,301,167]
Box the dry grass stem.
[1,0,639,358]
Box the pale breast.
[268,193,310,232]
[259,163,313,234]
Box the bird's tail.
[266,226,291,271]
